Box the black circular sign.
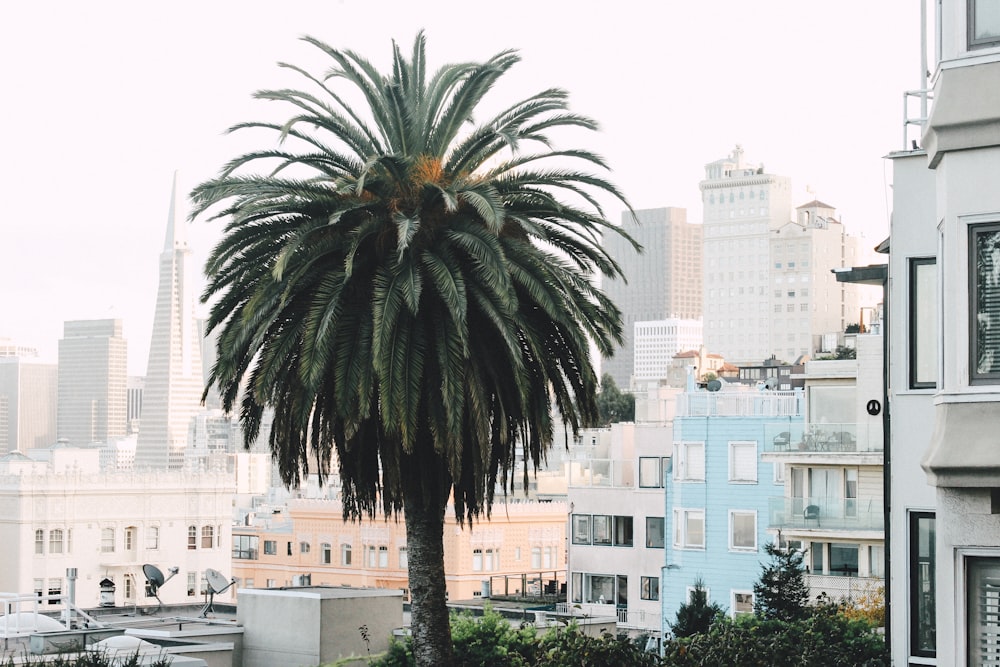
[866,400,881,416]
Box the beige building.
[232,498,568,601]
[0,355,57,455]
[57,319,127,447]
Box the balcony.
[567,459,634,488]
[768,496,884,532]
[805,573,884,604]
[764,423,883,455]
[677,390,803,418]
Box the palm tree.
[191,33,637,666]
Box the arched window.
[187,526,197,550]
[49,529,64,554]
[202,525,214,549]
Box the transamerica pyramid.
[134,173,205,469]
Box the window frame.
[640,575,659,601]
[202,526,215,550]
[187,525,197,550]
[613,515,634,547]
[572,514,593,545]
[731,590,755,617]
[321,542,332,565]
[910,257,938,389]
[101,527,115,553]
[35,529,45,555]
[674,442,706,482]
[645,516,665,549]
[729,510,757,552]
[909,511,937,659]
[49,529,63,554]
[728,441,758,483]
[341,543,352,566]
[146,526,160,551]
[970,222,1000,384]
[638,456,663,488]
[969,0,1000,50]
[673,508,705,550]
[264,540,277,556]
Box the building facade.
[232,498,568,603]
[887,3,1000,663]
[632,319,704,384]
[135,175,206,470]
[0,355,57,455]
[602,207,703,389]
[661,386,804,635]
[57,319,127,447]
[0,445,233,608]
[701,148,868,364]
[762,334,885,602]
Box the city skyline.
[2,1,922,375]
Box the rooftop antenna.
[142,563,179,615]
[200,568,236,618]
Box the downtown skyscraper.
[134,175,205,469]
[56,319,127,446]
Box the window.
[592,515,612,546]
[201,526,214,549]
[967,555,1000,664]
[287,542,292,556]
[66,529,72,554]
[124,526,135,551]
[187,572,197,597]
[830,543,860,576]
[47,578,62,605]
[641,576,659,601]
[732,591,754,616]
[473,548,483,571]
[638,457,666,488]
[910,512,936,658]
[300,541,311,554]
[399,547,408,569]
[674,442,705,482]
[910,258,938,388]
[49,529,64,554]
[232,535,259,560]
[773,462,786,484]
[341,544,352,565]
[572,514,592,545]
[613,516,634,547]
[646,517,665,548]
[124,576,134,601]
[969,0,1000,49]
[379,545,388,568]
[187,525,197,550]
[972,223,1000,382]
[264,540,277,555]
[543,546,553,569]
[531,547,541,569]
[321,543,332,564]
[485,548,496,571]
[101,528,115,553]
[367,545,377,567]
[584,574,616,604]
[729,441,757,483]
[35,529,44,555]
[146,526,159,550]
[730,511,756,551]
[673,509,705,549]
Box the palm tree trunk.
[403,478,454,666]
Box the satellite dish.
[200,568,236,618]
[141,564,178,614]
[706,379,722,392]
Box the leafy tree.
[192,33,635,666]
[595,373,635,425]
[754,542,810,621]
[671,578,725,638]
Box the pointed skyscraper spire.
[135,173,205,469]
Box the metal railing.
[677,391,804,418]
[903,88,934,149]
[768,496,884,531]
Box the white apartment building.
[887,1,1000,664]
[0,443,233,609]
[701,147,868,365]
[633,319,704,383]
[566,417,676,638]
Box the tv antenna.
[142,563,179,615]
[200,568,236,618]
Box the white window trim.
[673,508,706,550]
[728,510,757,552]
[728,441,758,483]
[773,461,786,485]
[673,442,706,483]
[731,590,755,617]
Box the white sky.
[1,1,923,375]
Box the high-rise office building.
[0,354,57,455]
[56,319,127,446]
[701,146,865,364]
[602,207,703,388]
[135,175,205,469]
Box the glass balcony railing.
[763,423,883,454]
[677,391,803,418]
[768,496,884,531]
[567,459,635,488]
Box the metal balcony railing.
[768,496,884,531]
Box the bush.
[670,579,725,638]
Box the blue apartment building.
[661,387,804,631]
